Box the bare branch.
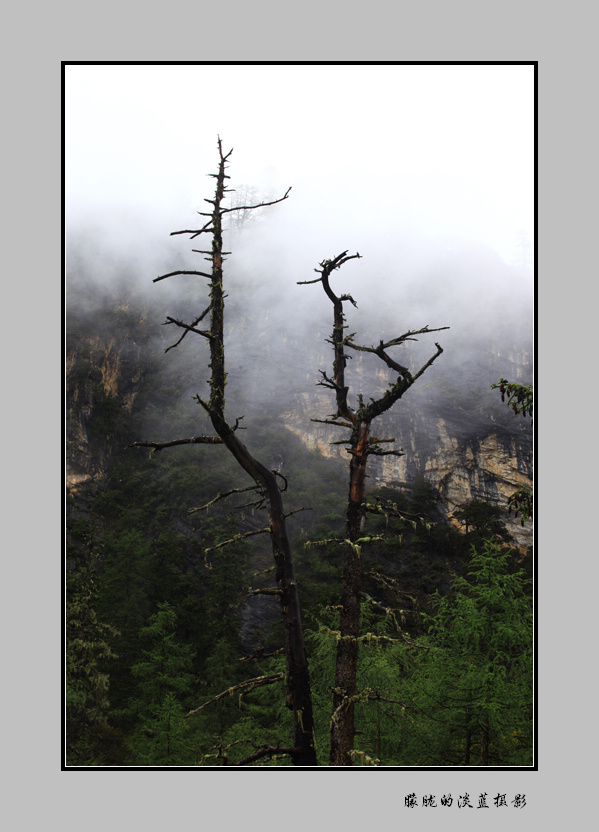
[250,566,276,578]
[348,326,448,354]
[363,500,424,523]
[273,470,288,493]
[340,293,358,308]
[330,685,402,726]
[240,646,284,663]
[188,485,262,515]
[297,276,323,286]
[204,526,271,558]
[367,692,416,711]
[161,306,212,353]
[316,252,362,276]
[228,744,295,766]
[198,738,295,767]
[163,315,212,344]
[238,499,268,514]
[283,506,313,520]
[185,673,285,718]
[248,587,283,597]
[127,435,222,452]
[220,187,292,214]
[153,269,212,284]
[311,418,354,429]
[366,448,405,457]
[347,327,449,385]
[318,251,362,305]
[216,136,234,164]
[378,325,450,349]
[410,342,445,383]
[170,219,214,240]
[232,415,246,431]
[317,369,348,395]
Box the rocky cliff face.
[280,341,533,548]
[65,299,150,497]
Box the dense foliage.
[66,371,533,765]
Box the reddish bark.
[301,253,447,765]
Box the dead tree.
[300,251,448,766]
[130,138,317,767]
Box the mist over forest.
[67,63,533,431]
[67,199,533,438]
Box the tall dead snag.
[131,139,317,767]
[300,252,448,766]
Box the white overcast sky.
[65,63,534,267]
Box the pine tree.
[65,564,119,764]
[415,539,533,765]
[126,602,197,765]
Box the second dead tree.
[300,251,448,766]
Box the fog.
[66,64,533,428]
[66,65,533,258]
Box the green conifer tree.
[127,602,197,765]
[415,539,533,765]
[65,565,119,764]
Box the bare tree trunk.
[300,252,448,766]
[211,413,317,764]
[132,138,317,766]
[330,420,370,765]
